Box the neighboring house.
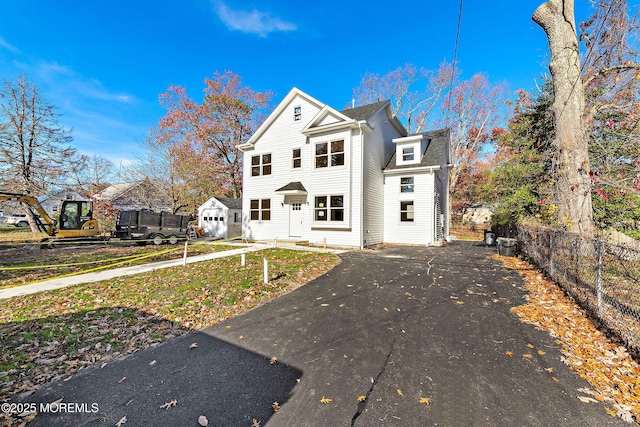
[37,189,87,219]
[198,197,242,238]
[239,88,451,248]
[462,204,494,225]
[92,180,172,212]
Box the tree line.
[1,0,638,240]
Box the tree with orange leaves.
[138,71,272,213]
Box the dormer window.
[293,106,301,121]
[402,147,415,162]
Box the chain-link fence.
[518,224,640,352]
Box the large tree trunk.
[533,0,594,236]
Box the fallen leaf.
[605,407,617,417]
[577,396,598,403]
[272,402,280,412]
[551,377,559,382]
[455,301,464,305]
[118,376,127,383]
[527,343,535,349]
[343,354,349,359]
[357,395,366,402]
[115,415,127,427]
[239,335,244,340]
[397,389,403,396]
[149,360,157,366]
[523,354,532,359]
[160,399,177,409]
[320,396,332,404]
[419,397,430,405]
[198,415,209,426]
[252,419,261,427]
[537,350,546,355]
[545,367,554,373]
[384,307,389,312]
[320,303,329,307]
[270,356,277,365]
[505,351,513,357]
[190,342,198,349]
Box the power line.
[447,0,463,106]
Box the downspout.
[357,121,364,250]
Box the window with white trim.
[400,177,414,193]
[400,201,414,222]
[402,147,415,162]
[250,199,271,221]
[314,195,344,222]
[251,153,272,176]
[292,148,301,169]
[315,140,344,168]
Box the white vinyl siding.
[383,173,435,245]
[241,94,321,241]
[362,107,401,246]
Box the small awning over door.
[275,181,307,195]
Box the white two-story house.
[239,88,450,248]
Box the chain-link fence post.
[549,233,554,278]
[596,239,603,317]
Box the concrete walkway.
[0,242,343,300]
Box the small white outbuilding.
[198,197,242,239]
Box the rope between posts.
[1,248,181,289]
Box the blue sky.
[0,0,616,169]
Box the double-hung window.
[400,177,414,193]
[314,195,344,222]
[250,199,271,221]
[402,147,415,162]
[292,148,301,169]
[251,153,272,176]
[315,140,344,168]
[400,201,414,222]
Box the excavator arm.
[0,192,57,236]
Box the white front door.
[289,203,303,237]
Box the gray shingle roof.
[216,197,242,210]
[384,128,450,170]
[275,181,307,192]
[340,100,389,121]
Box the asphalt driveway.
[15,242,627,426]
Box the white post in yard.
[263,258,269,284]
[274,238,277,248]
[241,252,246,267]
[183,240,188,266]
[323,237,327,253]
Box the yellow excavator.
[0,191,101,240]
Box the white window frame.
[313,195,344,223]
[402,147,415,162]
[251,153,272,176]
[293,105,302,121]
[400,201,414,222]
[292,148,302,169]
[250,199,271,221]
[400,177,414,193]
[315,140,345,169]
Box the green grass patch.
[0,248,340,403]
[0,243,237,287]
